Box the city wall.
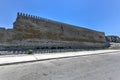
[0,12,106,50]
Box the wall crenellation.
[19,12,41,20]
[17,12,84,30]
[18,12,48,23]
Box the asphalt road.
[0,51,120,80]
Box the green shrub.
[27,49,33,54]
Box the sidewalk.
[0,49,120,66]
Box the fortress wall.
[61,24,105,42]
[0,28,6,41]
[13,13,106,43]
[0,28,14,42]
[5,29,14,41]
[0,12,106,50]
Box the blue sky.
[0,0,120,36]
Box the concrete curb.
[0,50,120,66]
